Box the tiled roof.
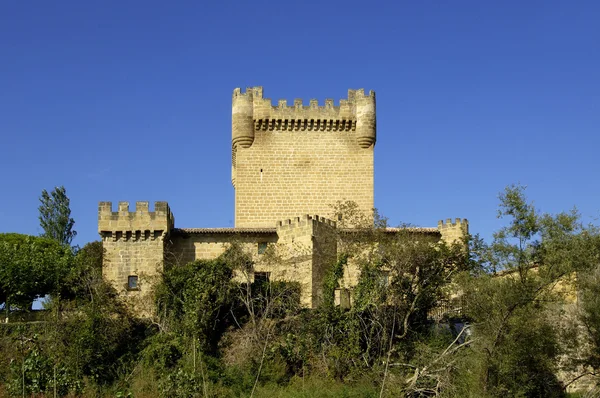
[172,226,439,235]
[384,227,440,234]
[339,227,440,234]
[172,228,276,234]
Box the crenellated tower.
[437,218,469,245]
[98,201,174,311]
[232,87,376,228]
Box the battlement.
[438,218,469,230]
[233,86,374,120]
[437,218,469,245]
[276,214,337,230]
[98,201,175,238]
[232,86,376,149]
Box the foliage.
[155,257,236,353]
[3,185,600,397]
[49,292,142,385]
[38,186,77,246]
[322,254,348,308]
[454,185,600,397]
[0,233,73,311]
[62,240,104,302]
[6,334,82,397]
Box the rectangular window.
[128,275,139,290]
[254,271,270,284]
[258,242,268,255]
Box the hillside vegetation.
[1,185,600,397]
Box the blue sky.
[1,0,599,246]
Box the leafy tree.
[38,186,77,246]
[62,241,104,302]
[154,257,236,353]
[454,185,599,397]
[0,233,73,313]
[48,285,141,386]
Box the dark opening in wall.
[254,271,270,284]
[127,275,139,290]
[258,242,267,254]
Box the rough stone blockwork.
[98,201,174,311]
[232,87,376,228]
[98,87,468,313]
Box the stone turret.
[353,89,376,148]
[438,218,469,245]
[98,201,174,312]
[232,88,255,150]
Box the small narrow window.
[258,242,267,255]
[128,275,139,290]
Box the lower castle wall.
[101,232,167,315]
[168,233,278,266]
[276,220,317,307]
[100,202,469,313]
[167,230,322,306]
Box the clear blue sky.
[1,0,599,246]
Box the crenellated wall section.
[438,218,469,244]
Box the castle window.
[254,271,270,284]
[258,242,268,255]
[127,275,139,290]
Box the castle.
[98,87,468,310]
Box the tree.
[453,185,599,397]
[38,186,77,246]
[62,241,104,302]
[0,233,73,313]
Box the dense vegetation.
[1,185,600,397]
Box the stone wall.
[232,87,375,228]
[168,230,278,266]
[275,215,337,307]
[98,201,174,312]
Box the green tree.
[154,256,236,353]
[0,233,73,313]
[38,186,77,246]
[62,241,104,302]
[453,185,599,397]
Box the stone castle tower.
[99,86,468,312]
[232,87,376,227]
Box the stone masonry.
[98,201,174,310]
[99,87,468,313]
[232,87,375,228]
